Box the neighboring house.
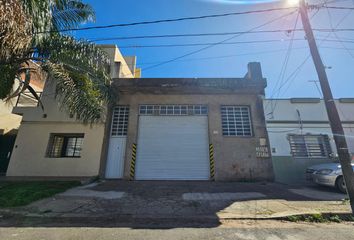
[0,61,44,175]
[264,98,354,184]
[6,45,136,178]
[6,46,274,181]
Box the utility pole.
[299,0,354,213]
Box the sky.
[74,0,354,98]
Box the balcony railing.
[15,90,42,107]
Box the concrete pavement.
[2,181,350,221]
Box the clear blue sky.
[75,0,354,98]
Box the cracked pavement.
[3,181,350,220]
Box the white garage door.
[135,105,209,180]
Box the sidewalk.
[1,181,350,221]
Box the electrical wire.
[35,7,297,34]
[126,46,350,68]
[88,28,354,42]
[117,39,306,48]
[267,11,300,116]
[325,2,354,59]
[137,10,298,75]
[264,4,353,115]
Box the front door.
[105,106,129,179]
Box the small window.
[289,134,332,158]
[47,134,84,158]
[221,106,252,136]
[139,105,208,116]
[111,106,129,136]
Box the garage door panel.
[135,116,209,180]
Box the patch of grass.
[328,215,342,223]
[286,215,302,222]
[0,181,80,208]
[284,213,354,223]
[305,213,327,223]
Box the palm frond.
[44,61,108,123]
[52,0,95,31]
[1,0,111,123]
[0,0,32,63]
[0,64,18,99]
[40,36,112,123]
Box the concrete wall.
[99,45,134,79]
[6,122,104,177]
[264,99,354,184]
[113,93,273,181]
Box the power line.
[265,3,353,112]
[325,3,354,59]
[132,46,350,66]
[324,6,354,9]
[115,38,354,49]
[117,39,305,48]
[36,7,297,34]
[268,12,300,115]
[88,28,354,42]
[137,47,308,66]
[138,10,298,74]
[277,6,353,98]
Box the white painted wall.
[264,99,354,122]
[264,99,354,157]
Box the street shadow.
[0,181,349,229]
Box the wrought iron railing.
[15,90,42,107]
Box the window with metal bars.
[139,105,208,116]
[47,134,84,158]
[111,106,129,136]
[221,106,252,136]
[288,134,332,158]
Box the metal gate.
[105,106,129,179]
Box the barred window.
[111,106,129,136]
[289,134,332,158]
[221,106,252,136]
[47,134,84,158]
[139,105,208,116]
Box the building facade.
[101,63,273,181]
[6,46,136,177]
[6,53,274,181]
[264,98,354,184]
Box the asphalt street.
[0,220,353,240]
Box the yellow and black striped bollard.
[209,144,215,181]
[130,143,137,180]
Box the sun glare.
[287,0,300,6]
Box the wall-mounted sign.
[256,146,270,158]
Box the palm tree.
[0,0,112,123]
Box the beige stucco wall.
[111,93,273,181]
[99,45,134,78]
[6,122,104,177]
[6,45,134,177]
